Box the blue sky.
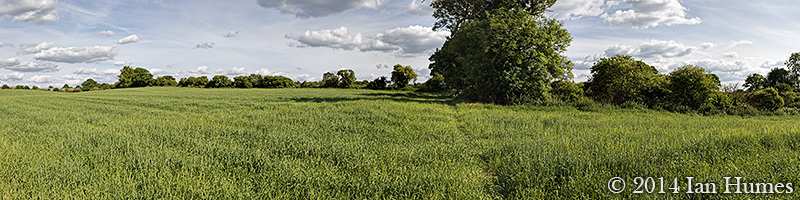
[0,0,798,87]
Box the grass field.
[0,87,798,199]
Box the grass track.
[0,87,798,199]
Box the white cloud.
[18,42,55,55]
[223,31,239,38]
[227,67,245,75]
[100,30,115,36]
[113,61,130,66]
[62,75,84,85]
[0,42,13,47]
[286,25,449,56]
[74,68,119,76]
[215,69,224,73]
[727,40,752,49]
[722,52,738,59]
[0,72,24,81]
[190,66,209,74]
[27,75,54,83]
[1,58,60,72]
[255,0,387,18]
[603,40,696,58]
[0,0,59,24]
[403,0,434,16]
[676,59,749,73]
[701,42,716,49]
[117,34,140,44]
[255,68,273,75]
[194,42,215,49]
[551,0,606,20]
[602,0,701,29]
[33,46,119,63]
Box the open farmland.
[0,87,798,199]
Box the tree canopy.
[586,55,656,104]
[391,64,417,89]
[117,66,154,88]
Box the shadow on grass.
[289,92,456,105]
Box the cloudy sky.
[0,0,798,87]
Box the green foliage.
[1,85,9,89]
[337,69,356,88]
[367,76,389,90]
[419,73,445,92]
[322,72,339,88]
[233,75,254,88]
[81,78,99,89]
[786,52,800,76]
[766,67,795,90]
[390,64,417,89]
[431,7,571,105]
[430,0,556,34]
[260,75,297,88]
[549,80,583,102]
[117,66,154,88]
[62,84,70,89]
[178,76,209,88]
[744,73,766,91]
[750,87,785,111]
[638,74,671,109]
[782,91,799,108]
[587,55,657,104]
[667,65,720,110]
[207,75,233,88]
[153,76,178,87]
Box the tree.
[63,84,70,89]
[429,3,572,105]
[233,75,254,88]
[668,65,720,109]
[744,73,766,91]
[421,73,445,92]
[750,87,784,111]
[153,76,178,87]
[391,64,417,89]
[586,55,658,104]
[786,52,800,76]
[550,80,583,102]
[337,69,356,88]
[367,76,389,90]
[117,66,154,88]
[1,85,9,89]
[81,78,99,89]
[261,75,297,88]
[207,75,233,88]
[322,72,339,88]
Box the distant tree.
[32,86,39,90]
[787,52,800,76]
[206,75,232,88]
[117,66,154,88]
[744,73,767,91]
[668,65,720,109]
[765,68,796,92]
[750,87,784,111]
[639,74,672,108]
[233,75,254,88]
[391,64,417,89]
[63,84,70,89]
[153,76,178,87]
[100,83,112,90]
[261,76,297,88]
[337,69,356,88]
[178,76,209,87]
[322,72,340,88]
[81,78,99,89]
[587,55,658,104]
[1,85,8,89]
[367,76,389,90]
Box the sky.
[0,0,798,87]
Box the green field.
[0,87,798,199]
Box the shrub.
[550,80,583,102]
[750,88,784,111]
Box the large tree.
[668,65,720,109]
[117,66,154,88]
[429,1,571,105]
[391,64,417,89]
[337,69,356,88]
[586,55,657,104]
[81,78,98,89]
[322,72,340,88]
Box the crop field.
[0,87,798,199]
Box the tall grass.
[0,88,797,199]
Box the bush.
[750,88,784,111]
[550,80,584,102]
